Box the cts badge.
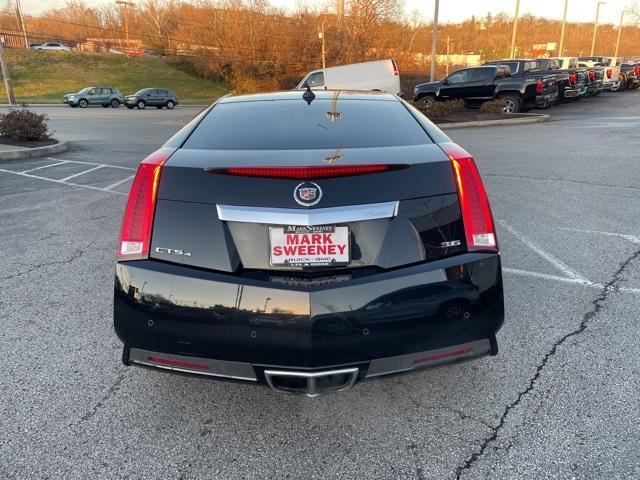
[294,181,322,206]
[155,247,192,257]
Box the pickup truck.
[577,61,605,96]
[525,57,588,101]
[578,57,621,91]
[412,64,558,113]
[620,62,640,90]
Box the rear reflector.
[207,164,407,179]
[440,143,497,253]
[413,347,472,364]
[118,148,175,261]
[147,356,209,370]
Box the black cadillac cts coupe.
[114,90,504,396]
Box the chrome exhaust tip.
[264,367,359,397]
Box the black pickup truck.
[485,58,586,103]
[412,64,558,113]
[620,62,640,90]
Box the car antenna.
[302,84,315,105]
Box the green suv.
[63,87,124,108]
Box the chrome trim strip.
[129,348,257,381]
[216,201,399,226]
[366,339,491,378]
[264,367,359,397]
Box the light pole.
[318,22,326,70]
[429,0,439,82]
[115,0,135,42]
[558,0,569,57]
[15,0,28,48]
[590,1,607,57]
[614,9,627,58]
[509,0,521,58]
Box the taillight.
[118,148,175,261]
[392,59,399,76]
[588,70,595,81]
[441,143,497,253]
[569,72,576,85]
[207,164,407,179]
[536,79,543,94]
[606,68,612,79]
[635,65,640,76]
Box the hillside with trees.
[3,0,640,92]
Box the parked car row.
[413,56,640,113]
[62,87,179,109]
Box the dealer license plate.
[269,225,349,267]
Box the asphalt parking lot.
[1,94,639,480]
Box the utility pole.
[115,1,135,42]
[15,0,28,48]
[509,0,521,58]
[558,0,569,57]
[336,0,344,26]
[590,1,607,57]
[318,22,326,70]
[614,9,626,58]
[0,37,16,105]
[445,36,451,76]
[429,0,439,82]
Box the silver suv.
[63,87,124,108]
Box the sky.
[22,0,637,26]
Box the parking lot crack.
[454,247,640,479]
[79,371,128,423]
[0,248,86,283]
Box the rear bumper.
[564,85,587,98]
[114,253,504,392]
[586,81,604,94]
[534,91,558,107]
[604,79,621,91]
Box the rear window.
[184,99,432,150]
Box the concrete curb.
[0,140,67,160]
[439,113,550,130]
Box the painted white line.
[498,220,591,284]
[503,268,640,295]
[104,174,135,191]
[46,157,136,171]
[502,268,590,286]
[561,227,640,245]
[0,168,126,196]
[20,160,68,174]
[59,165,104,182]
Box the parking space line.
[59,165,105,182]
[20,160,69,174]
[498,220,591,285]
[560,227,640,245]
[0,168,126,196]
[504,268,640,295]
[46,157,136,171]
[104,174,135,191]
[502,268,590,285]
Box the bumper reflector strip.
[413,347,472,364]
[147,356,209,370]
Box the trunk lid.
[150,145,467,273]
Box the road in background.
[1,95,639,479]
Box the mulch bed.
[0,137,58,148]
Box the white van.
[296,59,401,95]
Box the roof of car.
[219,90,399,104]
